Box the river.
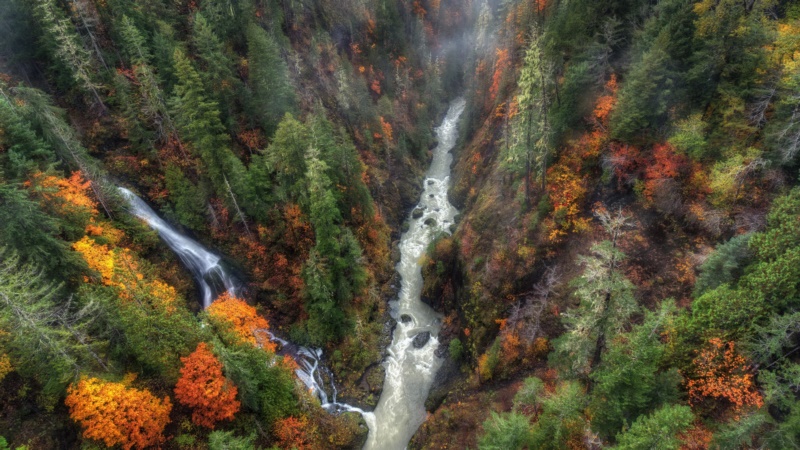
[365,98,466,450]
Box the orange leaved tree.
[686,338,763,412]
[274,416,313,450]
[207,292,277,352]
[174,342,240,428]
[65,376,172,450]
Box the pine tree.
[10,86,113,216]
[527,381,586,449]
[265,114,310,202]
[0,185,81,278]
[170,48,251,223]
[0,249,104,400]
[504,23,553,204]
[31,0,106,110]
[116,15,173,140]
[552,208,638,377]
[611,405,694,450]
[245,23,296,135]
[589,301,682,441]
[192,13,238,123]
[478,411,530,450]
[0,95,56,179]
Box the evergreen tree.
[611,404,694,450]
[31,0,106,109]
[0,96,56,179]
[170,48,251,223]
[245,23,296,135]
[0,185,82,278]
[266,114,311,202]
[115,15,173,142]
[164,164,206,231]
[192,13,239,125]
[9,86,113,215]
[589,301,682,441]
[310,115,374,220]
[528,381,586,449]
[0,249,104,401]
[478,411,530,450]
[552,210,638,377]
[214,339,296,425]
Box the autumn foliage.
[174,342,240,428]
[27,171,98,217]
[65,376,172,450]
[72,235,178,309]
[274,416,313,450]
[207,292,277,352]
[489,48,511,102]
[686,338,763,412]
[0,352,11,382]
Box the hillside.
[1,0,799,449]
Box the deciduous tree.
[207,292,276,352]
[65,376,172,450]
[174,342,240,428]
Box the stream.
[116,97,466,449]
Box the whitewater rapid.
[365,98,466,450]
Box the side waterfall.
[117,97,465,449]
[117,187,238,308]
[116,187,366,415]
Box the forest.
[0,0,799,449]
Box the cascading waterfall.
[116,186,364,414]
[117,187,238,308]
[364,98,466,450]
[117,97,465,449]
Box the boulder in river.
[412,331,431,348]
[412,208,424,219]
[400,314,413,324]
[424,218,436,227]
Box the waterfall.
[117,187,238,308]
[117,186,364,416]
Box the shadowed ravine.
[117,98,465,449]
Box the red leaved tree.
[174,342,240,428]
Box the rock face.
[412,331,431,349]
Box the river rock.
[427,179,435,185]
[424,218,436,227]
[400,314,413,324]
[412,331,431,348]
[412,208,424,219]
